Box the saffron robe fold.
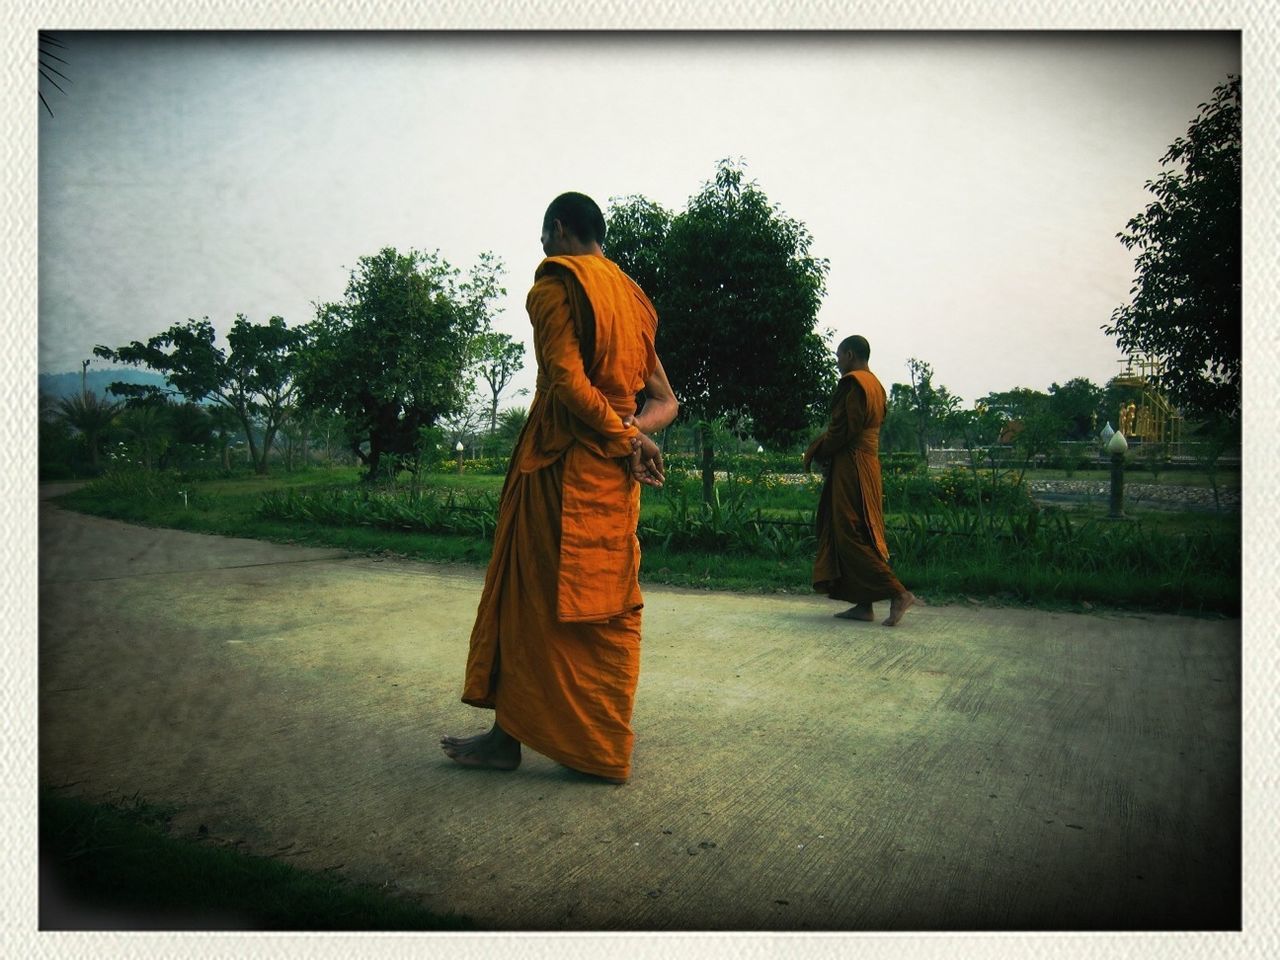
[460,254,658,781]
[812,369,906,603]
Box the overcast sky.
[38,31,1240,411]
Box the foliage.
[1007,411,1066,485]
[662,160,832,442]
[1104,74,1241,422]
[604,194,674,297]
[257,486,501,539]
[882,452,927,477]
[639,485,815,559]
[471,331,526,436]
[1047,377,1103,441]
[1188,416,1241,513]
[900,358,961,457]
[51,389,121,470]
[882,467,1031,513]
[1098,376,1144,435]
[61,466,1238,614]
[493,405,529,457]
[94,314,305,475]
[297,247,503,481]
[1138,440,1169,483]
[941,405,1006,465]
[606,160,833,500]
[39,414,84,480]
[978,386,1050,424]
[115,400,173,472]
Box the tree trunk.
[240,415,264,475]
[700,421,715,505]
[261,425,280,476]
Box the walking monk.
[441,192,678,784]
[803,335,916,627]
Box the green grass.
[1020,466,1241,489]
[54,465,1240,615]
[39,790,471,930]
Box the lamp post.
[1107,430,1128,519]
[456,440,465,475]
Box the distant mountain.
[38,369,170,401]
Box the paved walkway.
[38,486,1240,930]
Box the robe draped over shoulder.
[459,254,658,781]
[812,369,905,603]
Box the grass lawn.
[53,464,1239,615]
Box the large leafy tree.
[608,160,832,500]
[604,195,673,298]
[94,314,305,474]
[978,387,1051,424]
[1047,377,1104,441]
[297,247,503,481]
[1104,74,1241,423]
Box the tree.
[297,248,503,482]
[204,403,242,470]
[471,331,526,438]
[438,394,490,462]
[1009,411,1065,484]
[1104,74,1241,423]
[978,387,1050,425]
[608,160,832,501]
[898,358,960,458]
[94,314,305,475]
[52,390,120,471]
[116,399,171,472]
[604,195,673,297]
[1047,377,1104,441]
[880,384,918,455]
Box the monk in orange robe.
[441,192,678,783]
[804,335,915,627]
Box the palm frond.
[38,32,69,117]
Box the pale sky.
[38,31,1241,409]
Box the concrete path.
[38,486,1241,930]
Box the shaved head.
[838,335,870,362]
[542,192,606,246]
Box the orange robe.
[461,254,658,781]
[812,369,906,603]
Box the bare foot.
[440,723,521,771]
[882,591,916,627]
[834,604,874,622]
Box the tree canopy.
[296,247,504,480]
[93,313,304,474]
[1104,74,1241,422]
[1047,377,1104,441]
[606,160,832,498]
